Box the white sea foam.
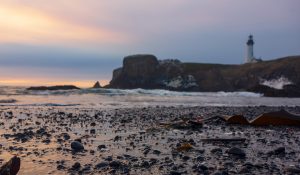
[0,86,263,97]
[261,76,293,90]
[1,86,299,108]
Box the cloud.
[0,0,299,86]
[0,3,129,46]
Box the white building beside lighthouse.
[245,35,262,63]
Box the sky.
[0,0,299,87]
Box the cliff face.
[108,54,300,96]
[110,55,160,89]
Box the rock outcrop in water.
[92,81,101,88]
[248,84,300,97]
[27,85,80,91]
[107,54,300,97]
[109,54,198,91]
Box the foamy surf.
[0,86,299,108]
[14,87,262,97]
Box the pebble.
[227,147,246,157]
[170,171,181,175]
[71,162,81,170]
[95,162,109,169]
[1,106,300,175]
[71,141,84,152]
[273,147,285,155]
[211,148,222,154]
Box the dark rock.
[62,133,70,140]
[81,164,91,172]
[27,85,80,91]
[227,147,246,157]
[149,158,158,165]
[153,150,161,155]
[5,131,34,143]
[182,155,190,161]
[36,128,46,135]
[143,147,151,155]
[198,164,208,171]
[243,162,254,168]
[0,99,17,103]
[268,147,285,155]
[114,135,121,142]
[196,156,205,161]
[92,81,101,88]
[57,164,65,170]
[141,161,150,168]
[105,156,113,161]
[98,145,107,150]
[239,167,251,174]
[71,141,84,152]
[95,162,109,169]
[71,162,81,170]
[170,171,181,175]
[274,147,285,155]
[123,54,159,78]
[74,138,82,143]
[109,54,159,89]
[107,54,300,96]
[90,129,96,134]
[286,167,300,173]
[249,84,300,97]
[109,161,122,169]
[42,138,51,144]
[213,171,229,175]
[0,156,21,175]
[211,148,222,154]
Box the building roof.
[247,35,254,45]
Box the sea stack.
[93,81,101,88]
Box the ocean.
[0,86,300,108]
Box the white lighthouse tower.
[246,35,255,63]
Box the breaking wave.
[260,76,293,90]
[0,86,262,97]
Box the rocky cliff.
[107,54,300,97]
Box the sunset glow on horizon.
[0,0,299,87]
[0,3,129,46]
[0,78,109,88]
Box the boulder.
[71,141,84,152]
[0,156,21,175]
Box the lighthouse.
[246,35,255,63]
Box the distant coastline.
[22,54,300,97]
[105,54,300,97]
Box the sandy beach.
[1,105,300,175]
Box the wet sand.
[1,106,300,175]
